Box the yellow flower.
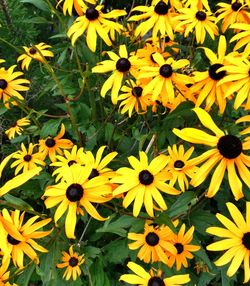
[10,143,45,175]
[38,124,74,162]
[67,4,126,52]
[183,0,211,10]
[191,35,231,113]
[164,144,198,192]
[174,5,218,43]
[120,261,190,286]
[128,0,182,43]
[207,202,250,283]
[216,0,250,33]
[111,151,180,217]
[173,107,250,200]
[92,45,138,104]
[167,224,200,270]
[230,22,250,51]
[57,246,85,280]
[138,53,192,106]
[216,54,250,110]
[0,256,14,286]
[57,0,96,15]
[128,222,177,264]
[118,79,152,117]
[0,209,52,268]
[0,65,29,108]
[43,164,112,238]
[17,43,54,71]
[5,117,30,140]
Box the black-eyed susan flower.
[128,222,177,264]
[236,115,250,149]
[92,45,138,104]
[67,4,126,52]
[138,53,192,106]
[0,209,52,268]
[164,144,198,192]
[51,145,86,182]
[230,23,250,51]
[217,54,250,110]
[174,5,218,43]
[191,35,231,113]
[43,164,112,239]
[57,246,85,280]
[10,143,45,175]
[0,167,42,197]
[216,0,250,33]
[5,117,30,140]
[128,0,182,43]
[167,224,200,270]
[120,261,190,286]
[118,79,152,117]
[111,151,180,217]
[0,65,29,108]
[173,107,250,200]
[207,202,250,283]
[57,0,96,15]
[17,43,54,71]
[38,124,73,162]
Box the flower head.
[92,45,138,104]
[17,43,54,70]
[38,124,74,162]
[57,0,96,15]
[111,151,180,217]
[120,261,190,286]
[173,107,250,200]
[43,164,112,238]
[0,65,29,108]
[5,117,30,140]
[207,202,250,283]
[57,246,85,280]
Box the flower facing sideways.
[57,246,85,280]
[207,202,250,283]
[5,117,30,140]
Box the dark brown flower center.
[68,160,76,166]
[0,79,7,90]
[132,86,143,97]
[231,1,242,11]
[88,168,99,179]
[45,138,56,147]
[242,232,250,250]
[175,242,184,254]
[23,154,32,162]
[154,1,169,15]
[159,64,173,78]
[29,47,37,55]
[66,183,84,202]
[85,7,99,21]
[116,58,131,72]
[139,170,154,185]
[217,135,242,159]
[69,257,79,267]
[145,232,160,246]
[195,11,207,21]
[7,234,21,245]
[165,36,170,42]
[174,160,185,169]
[209,63,226,80]
[148,277,165,286]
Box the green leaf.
[23,17,52,24]
[167,191,197,218]
[103,239,129,264]
[20,0,49,12]
[3,194,34,210]
[16,263,36,286]
[90,258,111,286]
[105,123,115,144]
[155,212,177,233]
[40,118,63,138]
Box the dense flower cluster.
[0,0,249,284]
